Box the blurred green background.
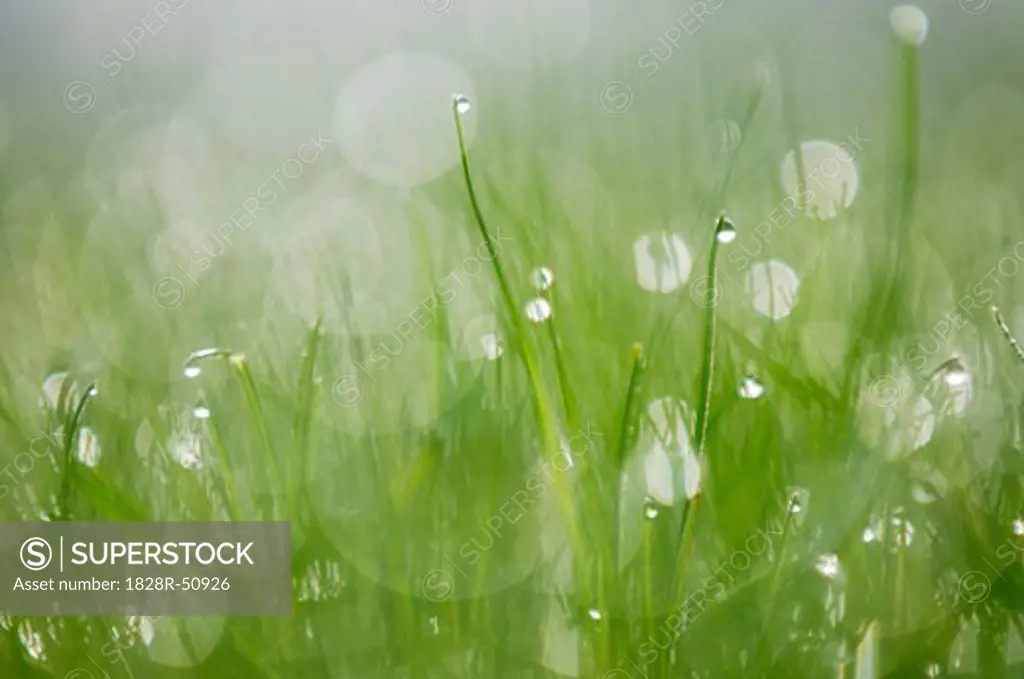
[3,0,1024,677]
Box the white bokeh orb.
[781,140,861,220]
[187,52,328,153]
[332,52,476,187]
[745,260,801,320]
[633,233,693,293]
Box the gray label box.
[0,522,291,616]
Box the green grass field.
[3,1,1024,677]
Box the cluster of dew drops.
[454,92,758,406]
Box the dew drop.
[940,357,970,387]
[890,5,929,47]
[587,608,602,621]
[815,553,840,579]
[862,519,883,543]
[716,217,737,244]
[890,509,915,548]
[18,622,44,660]
[453,94,472,114]
[788,495,803,514]
[183,347,231,378]
[428,615,440,635]
[193,404,211,420]
[787,487,809,515]
[738,376,765,400]
[530,266,554,291]
[643,499,659,519]
[525,298,552,323]
[1013,518,1024,536]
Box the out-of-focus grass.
[3,4,1024,678]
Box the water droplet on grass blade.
[890,5,929,47]
[716,217,737,243]
[1014,518,1024,536]
[525,298,552,323]
[815,553,841,579]
[862,516,883,543]
[738,376,765,399]
[587,608,602,621]
[530,266,554,291]
[183,347,231,378]
[940,357,969,387]
[787,486,809,517]
[193,404,211,420]
[453,94,471,114]
[643,499,659,519]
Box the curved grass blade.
[57,381,97,520]
[451,95,589,596]
[183,348,279,519]
[229,354,279,520]
[613,343,647,467]
[290,317,323,522]
[670,215,730,606]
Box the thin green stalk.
[545,308,578,430]
[751,509,795,677]
[205,417,241,521]
[229,355,280,521]
[692,215,727,458]
[57,381,97,520]
[646,84,763,365]
[182,348,277,520]
[711,86,766,218]
[643,518,655,630]
[291,317,323,523]
[613,344,647,467]
[669,215,729,610]
[451,98,587,587]
[872,39,921,346]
